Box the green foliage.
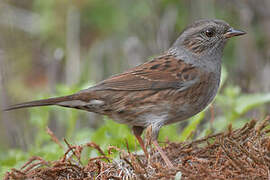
[0,149,30,178]
[214,87,270,131]
[0,139,64,178]
[91,117,135,150]
[179,112,205,141]
[235,93,270,115]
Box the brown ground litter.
[4,116,270,180]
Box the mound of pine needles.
[4,116,270,180]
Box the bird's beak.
[224,28,246,38]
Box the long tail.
[3,95,76,111]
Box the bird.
[3,19,246,168]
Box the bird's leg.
[152,140,173,168]
[132,126,149,158]
[148,125,174,168]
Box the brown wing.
[92,54,201,91]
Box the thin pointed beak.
[224,28,246,38]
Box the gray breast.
[169,70,221,125]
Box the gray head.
[172,19,246,55]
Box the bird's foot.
[152,140,173,168]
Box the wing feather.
[92,55,201,91]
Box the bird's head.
[173,19,246,55]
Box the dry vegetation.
[4,116,270,180]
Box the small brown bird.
[4,19,246,167]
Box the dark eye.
[205,28,216,37]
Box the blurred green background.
[0,0,270,177]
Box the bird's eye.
[205,28,216,37]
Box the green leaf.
[235,93,270,115]
[90,117,135,153]
[220,66,228,88]
[179,112,205,141]
[159,124,179,142]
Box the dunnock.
[4,19,246,167]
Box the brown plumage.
[3,19,246,167]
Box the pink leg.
[135,133,149,158]
[152,140,173,168]
[132,126,149,158]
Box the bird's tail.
[3,95,77,111]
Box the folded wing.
[93,54,201,91]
